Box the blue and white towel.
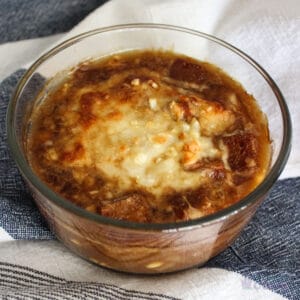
[0,0,299,299]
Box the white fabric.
[0,240,285,300]
[0,228,13,242]
[0,34,63,82]
[0,0,299,298]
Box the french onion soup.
[27,50,271,223]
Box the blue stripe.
[0,0,108,44]
[206,177,300,300]
[0,262,178,300]
[0,69,54,240]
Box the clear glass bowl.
[6,24,291,274]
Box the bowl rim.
[6,23,292,232]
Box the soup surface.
[27,50,271,223]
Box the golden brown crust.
[27,50,271,223]
[223,133,258,171]
[169,59,221,85]
[98,194,153,223]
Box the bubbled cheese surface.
[28,51,271,223]
[61,72,232,197]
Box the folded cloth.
[0,0,299,299]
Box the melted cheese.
[28,51,271,223]
[60,73,233,197]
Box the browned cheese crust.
[27,50,271,223]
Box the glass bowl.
[6,24,291,274]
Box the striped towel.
[0,0,299,299]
